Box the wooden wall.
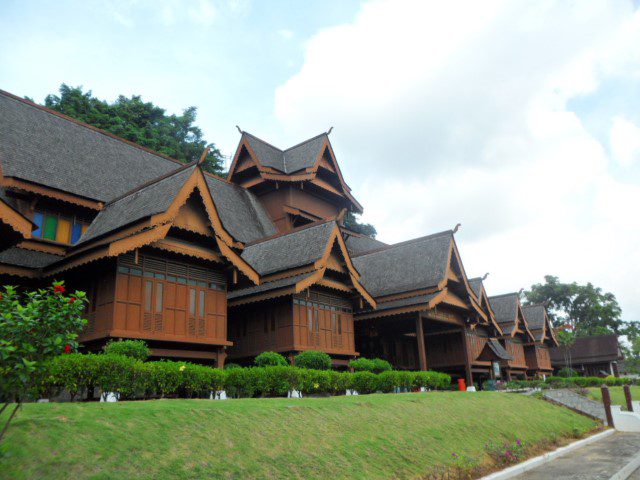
[505,339,527,369]
[525,345,552,372]
[228,288,357,360]
[81,251,228,346]
[427,332,465,368]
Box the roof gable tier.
[488,293,535,342]
[0,189,35,249]
[21,166,260,284]
[230,221,375,309]
[522,304,559,347]
[228,131,363,216]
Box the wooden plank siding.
[525,345,553,372]
[228,288,357,360]
[504,339,528,369]
[79,251,229,347]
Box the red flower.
[54,285,66,294]
[68,297,76,304]
[64,344,72,354]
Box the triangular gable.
[0,195,34,248]
[47,167,259,284]
[514,302,535,342]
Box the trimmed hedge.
[349,357,393,374]
[505,375,634,390]
[103,339,150,361]
[41,354,452,400]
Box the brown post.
[217,347,227,369]
[601,385,615,428]
[415,314,428,371]
[624,384,634,412]
[460,329,473,387]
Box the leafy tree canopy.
[42,84,224,175]
[343,211,377,238]
[523,275,624,336]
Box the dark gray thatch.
[0,247,61,268]
[343,232,388,256]
[241,221,336,276]
[228,273,312,300]
[244,132,328,174]
[468,277,484,299]
[0,91,179,202]
[352,231,453,298]
[487,339,512,360]
[79,165,196,244]
[522,304,546,341]
[205,176,276,244]
[488,293,519,334]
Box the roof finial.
[482,272,489,281]
[453,223,461,233]
[236,125,243,134]
[327,126,333,135]
[198,147,210,165]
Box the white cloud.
[611,116,640,167]
[188,0,217,26]
[278,29,294,40]
[274,0,640,320]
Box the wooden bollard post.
[601,385,615,428]
[624,384,634,412]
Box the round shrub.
[349,358,375,372]
[92,353,140,399]
[299,369,333,395]
[147,361,184,398]
[45,353,96,401]
[254,366,300,396]
[224,362,242,370]
[254,351,288,367]
[294,350,332,370]
[349,371,378,394]
[371,358,393,374]
[103,339,150,361]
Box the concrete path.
[511,432,640,479]
[543,389,607,423]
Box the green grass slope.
[587,386,640,411]
[0,392,598,480]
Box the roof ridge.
[105,162,197,207]
[352,229,453,258]
[283,132,327,152]
[488,292,519,300]
[244,219,335,247]
[0,89,186,168]
[243,131,284,153]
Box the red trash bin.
[458,378,466,391]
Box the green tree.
[343,211,377,238]
[43,84,224,175]
[523,275,623,336]
[0,282,87,441]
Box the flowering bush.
[0,282,87,402]
[485,439,526,465]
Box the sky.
[1,0,639,321]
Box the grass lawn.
[587,386,640,410]
[0,392,598,480]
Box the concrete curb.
[609,451,640,480]
[479,429,615,480]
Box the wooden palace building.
[0,88,554,381]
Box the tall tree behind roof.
[523,274,624,336]
[343,211,377,238]
[42,84,224,175]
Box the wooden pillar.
[624,384,634,412]
[601,385,615,428]
[415,313,427,371]
[288,352,295,366]
[217,348,227,369]
[460,329,473,387]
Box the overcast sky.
[1,0,639,321]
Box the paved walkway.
[511,432,640,479]
[543,389,607,423]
